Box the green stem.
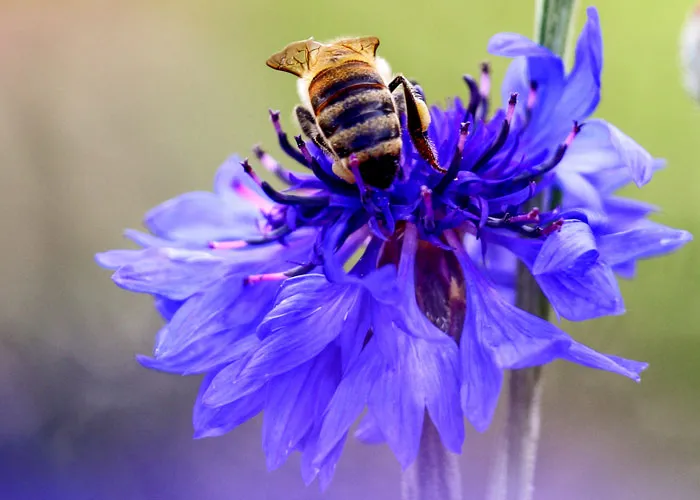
[488,2,578,500]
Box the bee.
[266,36,444,189]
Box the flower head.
[97,7,690,488]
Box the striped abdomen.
[308,60,401,189]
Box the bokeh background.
[1,0,698,499]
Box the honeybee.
[266,36,443,189]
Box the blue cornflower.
[97,7,690,488]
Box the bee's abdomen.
[309,61,401,162]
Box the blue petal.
[455,250,570,430]
[137,334,258,375]
[487,33,556,58]
[556,7,603,121]
[204,275,370,406]
[193,371,265,438]
[152,275,277,373]
[144,191,263,244]
[111,248,228,300]
[460,316,502,432]
[533,221,599,275]
[368,339,424,469]
[409,336,464,453]
[262,345,340,470]
[557,171,603,213]
[300,428,348,491]
[213,154,268,202]
[536,261,625,321]
[597,222,692,267]
[153,296,183,321]
[606,122,654,187]
[563,342,647,382]
[95,249,143,269]
[494,232,624,321]
[314,340,383,467]
[354,414,384,444]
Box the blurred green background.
[0,0,698,498]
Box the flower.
[96,7,690,488]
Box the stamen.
[472,95,516,174]
[506,92,518,123]
[421,186,435,231]
[349,154,368,199]
[527,81,538,110]
[245,272,286,284]
[260,181,329,207]
[462,74,480,120]
[542,218,564,236]
[232,178,275,213]
[433,121,470,194]
[208,240,248,250]
[565,121,582,147]
[479,62,491,98]
[508,207,540,224]
[478,62,491,119]
[294,135,314,165]
[293,134,354,193]
[513,121,583,183]
[253,145,295,186]
[241,159,263,186]
[244,262,315,285]
[269,109,309,168]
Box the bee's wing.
[333,36,380,58]
[266,38,323,77]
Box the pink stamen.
[209,240,248,250]
[458,121,470,152]
[527,81,538,109]
[506,93,518,122]
[244,272,287,284]
[253,145,279,173]
[240,159,262,186]
[232,177,275,213]
[565,121,582,147]
[542,219,564,236]
[421,185,435,229]
[349,154,367,196]
[479,62,491,98]
[509,207,540,224]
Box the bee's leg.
[294,105,336,160]
[388,75,445,173]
